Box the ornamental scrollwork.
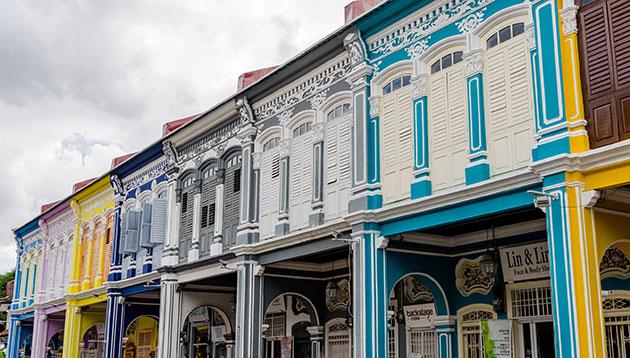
[412,75,428,98]
[236,97,255,126]
[163,141,179,167]
[455,8,486,34]
[309,89,329,111]
[110,174,124,196]
[344,32,367,67]
[405,37,430,60]
[600,247,630,280]
[455,256,494,297]
[403,276,434,303]
[464,50,483,77]
[369,96,380,118]
[326,279,350,312]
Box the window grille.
[461,310,494,358]
[327,103,352,121]
[293,122,313,137]
[431,51,464,74]
[604,297,630,358]
[487,22,525,49]
[263,137,280,152]
[383,75,411,95]
[326,320,351,358]
[510,285,553,318]
[264,313,286,338]
[408,328,437,358]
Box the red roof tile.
[110,152,137,169]
[237,66,278,91]
[72,177,97,193]
[344,0,381,24]
[162,114,200,136]
[40,201,61,214]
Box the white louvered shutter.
[119,212,128,255]
[325,113,352,219]
[429,61,468,192]
[260,147,280,239]
[46,248,55,300]
[124,210,141,253]
[150,198,167,244]
[380,85,413,204]
[290,129,313,231]
[486,35,534,175]
[62,244,71,294]
[140,203,153,248]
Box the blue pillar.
[464,49,490,185]
[7,316,20,358]
[109,176,124,282]
[104,288,125,358]
[530,0,568,160]
[434,317,457,358]
[11,254,21,310]
[410,75,431,198]
[352,223,388,358]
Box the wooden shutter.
[380,85,413,204]
[325,112,352,220]
[150,199,167,244]
[579,0,630,147]
[124,210,141,253]
[103,221,113,280]
[119,213,128,256]
[224,155,242,247]
[140,203,153,248]
[485,33,533,175]
[430,61,468,191]
[260,146,280,239]
[290,129,312,231]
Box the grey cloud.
[55,132,120,165]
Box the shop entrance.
[507,281,555,358]
[181,306,232,358]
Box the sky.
[0,0,351,272]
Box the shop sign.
[403,303,436,328]
[500,242,550,282]
[481,319,513,358]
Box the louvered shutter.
[290,136,302,230]
[150,199,167,244]
[260,147,280,239]
[579,0,630,147]
[139,203,153,248]
[119,212,128,256]
[325,113,352,220]
[485,34,533,175]
[124,210,141,253]
[429,61,468,192]
[223,157,241,248]
[103,224,112,280]
[326,119,339,184]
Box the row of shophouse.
[6,0,630,357]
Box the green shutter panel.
[124,210,141,253]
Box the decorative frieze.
[405,37,430,61]
[403,276,434,303]
[601,247,630,280]
[367,0,493,59]
[177,119,241,162]
[455,256,494,297]
[121,159,168,193]
[253,55,352,121]
[326,279,350,312]
[455,8,487,34]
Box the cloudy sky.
[0,0,351,272]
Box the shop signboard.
[403,303,436,328]
[481,319,514,358]
[500,242,550,282]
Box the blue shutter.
[150,199,168,244]
[140,203,153,248]
[124,210,141,253]
[119,212,128,255]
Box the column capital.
[369,95,380,118]
[411,74,429,99]
[464,49,483,77]
[560,5,579,36]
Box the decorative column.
[68,201,82,295]
[345,32,380,213]
[157,271,183,358]
[160,148,181,267]
[110,176,125,282]
[188,178,202,262]
[7,315,20,358]
[234,259,263,358]
[61,301,81,358]
[236,98,261,245]
[82,225,94,291]
[307,326,324,358]
[211,168,225,255]
[463,37,490,185]
[276,139,291,236]
[530,0,572,160]
[352,223,388,358]
[434,316,456,358]
[310,122,325,226]
[410,68,431,198]
[104,288,125,358]
[542,172,606,358]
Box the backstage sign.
[403,303,436,328]
[500,242,550,282]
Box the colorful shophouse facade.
[6,0,630,357]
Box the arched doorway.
[79,323,105,357]
[19,334,32,358]
[600,243,630,357]
[46,330,64,358]
[325,318,351,358]
[180,306,232,358]
[388,275,438,358]
[123,316,158,358]
[263,293,319,358]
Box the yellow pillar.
[82,237,94,291]
[62,300,81,358]
[68,201,82,295]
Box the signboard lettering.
[500,242,550,282]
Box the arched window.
[90,221,102,287]
[457,305,496,358]
[325,318,351,358]
[483,20,534,175]
[378,67,414,204]
[260,135,281,239]
[325,100,352,220]
[603,294,630,358]
[428,48,468,192]
[290,119,314,230]
[223,152,242,248]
